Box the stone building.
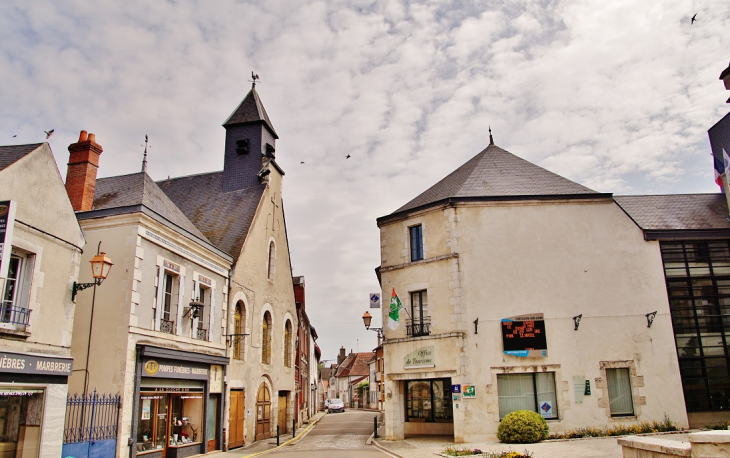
[0,143,85,458]
[376,135,689,441]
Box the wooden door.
[277,394,287,432]
[255,384,271,440]
[228,390,245,448]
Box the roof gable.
[0,143,43,172]
[223,86,278,139]
[391,143,600,215]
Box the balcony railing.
[160,319,175,335]
[406,317,431,337]
[0,304,31,326]
[195,327,208,341]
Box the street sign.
[451,384,461,394]
[370,293,381,308]
[463,385,476,399]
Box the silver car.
[328,398,345,413]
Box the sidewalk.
[207,412,327,458]
[371,431,692,458]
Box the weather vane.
[251,71,260,88]
[141,134,149,173]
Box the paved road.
[270,410,390,458]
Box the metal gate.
[62,390,121,458]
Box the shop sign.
[463,385,476,399]
[142,358,209,380]
[0,351,73,376]
[540,401,553,418]
[451,384,461,394]
[142,387,202,393]
[0,200,16,280]
[404,346,435,369]
[501,313,548,357]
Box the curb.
[370,438,407,458]
[240,413,327,458]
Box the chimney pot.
[78,130,88,142]
[88,133,96,143]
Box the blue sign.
[451,384,461,394]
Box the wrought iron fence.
[64,390,121,443]
[195,327,208,340]
[160,318,175,334]
[0,304,31,326]
[406,317,431,337]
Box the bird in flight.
[12,135,16,138]
[691,13,697,24]
[345,154,351,159]
[300,161,305,164]
[44,129,54,139]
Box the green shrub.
[498,410,549,444]
[547,416,678,439]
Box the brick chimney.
[65,130,103,212]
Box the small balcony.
[406,317,431,337]
[160,319,175,335]
[0,304,31,327]
[195,327,208,341]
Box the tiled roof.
[223,86,278,139]
[157,172,265,259]
[91,172,209,241]
[614,194,730,230]
[0,143,42,172]
[390,143,601,216]
[335,352,374,378]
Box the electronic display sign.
[501,313,547,357]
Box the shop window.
[262,312,272,364]
[407,290,430,337]
[1,252,33,328]
[497,372,558,420]
[405,378,453,423]
[0,388,44,454]
[284,320,292,368]
[606,368,634,416]
[409,225,423,261]
[137,391,203,453]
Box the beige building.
[0,143,85,458]
[376,136,689,442]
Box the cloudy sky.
[2,0,729,362]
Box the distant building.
[0,143,85,458]
[333,350,373,408]
[376,137,690,441]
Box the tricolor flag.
[714,153,725,190]
[387,288,403,330]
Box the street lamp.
[72,251,113,300]
[362,311,384,340]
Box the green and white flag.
[388,288,403,330]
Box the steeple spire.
[141,134,149,173]
[489,126,494,145]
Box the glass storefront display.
[0,388,44,458]
[136,390,203,455]
[405,378,453,423]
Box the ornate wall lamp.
[72,250,113,300]
[646,311,657,328]
[185,298,205,319]
[362,311,384,340]
[226,333,250,347]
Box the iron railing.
[160,318,175,334]
[64,390,121,443]
[195,327,208,340]
[406,317,431,337]
[0,304,31,326]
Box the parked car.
[328,398,345,413]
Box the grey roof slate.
[223,86,279,139]
[391,143,600,215]
[614,194,730,231]
[157,172,265,259]
[0,143,43,172]
[92,172,209,241]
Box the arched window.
[284,320,292,367]
[262,311,272,364]
[233,301,245,360]
[267,241,276,280]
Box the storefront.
[131,346,227,458]
[0,350,73,458]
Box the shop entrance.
[228,390,245,448]
[136,388,205,457]
[277,393,287,432]
[255,384,271,440]
[207,394,220,452]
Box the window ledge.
[0,327,30,339]
[609,415,637,421]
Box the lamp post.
[72,251,113,301]
[362,311,384,345]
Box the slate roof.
[0,143,42,172]
[223,86,279,139]
[89,172,209,242]
[387,143,603,218]
[157,172,265,259]
[709,113,730,170]
[614,194,730,231]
